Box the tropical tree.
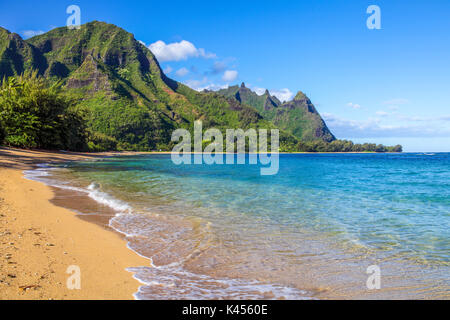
[0,71,87,150]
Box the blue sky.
[1,0,449,151]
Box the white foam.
[129,263,312,300]
[86,183,131,212]
[24,164,86,192]
[24,164,132,213]
[23,163,313,300]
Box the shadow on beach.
[0,147,114,170]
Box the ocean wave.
[24,164,131,213]
[87,183,131,213]
[128,263,312,300]
[23,164,310,299]
[24,164,86,192]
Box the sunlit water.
[25,153,450,299]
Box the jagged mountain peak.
[216,84,335,142]
[0,21,335,150]
[293,90,309,102]
[1,21,291,151]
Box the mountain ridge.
[1,21,300,150]
[0,21,401,152]
[216,84,335,142]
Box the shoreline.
[0,146,346,300]
[0,147,148,300]
[1,147,446,300]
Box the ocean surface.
[25,153,450,299]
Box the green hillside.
[217,84,335,142]
[0,21,401,153]
[0,27,46,77]
[0,22,298,151]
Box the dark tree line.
[0,72,402,153]
[297,140,402,153]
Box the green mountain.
[0,21,301,151]
[216,83,335,142]
[216,83,281,113]
[0,28,46,77]
[0,22,402,153]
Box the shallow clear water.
[26,153,450,299]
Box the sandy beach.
[0,147,148,300]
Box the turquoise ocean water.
[26,153,450,299]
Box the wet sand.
[0,147,148,300]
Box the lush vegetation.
[216,85,402,153]
[0,71,402,153]
[0,71,87,150]
[0,72,292,152]
[297,139,402,153]
[78,96,173,151]
[216,84,336,142]
[0,22,402,153]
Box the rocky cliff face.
[272,91,335,142]
[217,85,335,142]
[0,27,47,77]
[0,22,299,150]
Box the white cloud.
[22,30,45,38]
[253,87,266,95]
[205,61,227,75]
[376,111,389,117]
[270,88,294,102]
[396,114,450,122]
[382,98,409,110]
[175,67,189,77]
[184,78,228,92]
[163,66,173,74]
[184,78,207,90]
[436,115,450,121]
[250,87,293,101]
[222,70,238,82]
[322,113,450,138]
[148,40,216,62]
[347,102,362,109]
[387,105,399,111]
[198,83,229,91]
[198,48,216,59]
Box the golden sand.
[0,147,148,300]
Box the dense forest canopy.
[0,72,402,153]
[0,71,86,150]
[0,22,402,153]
